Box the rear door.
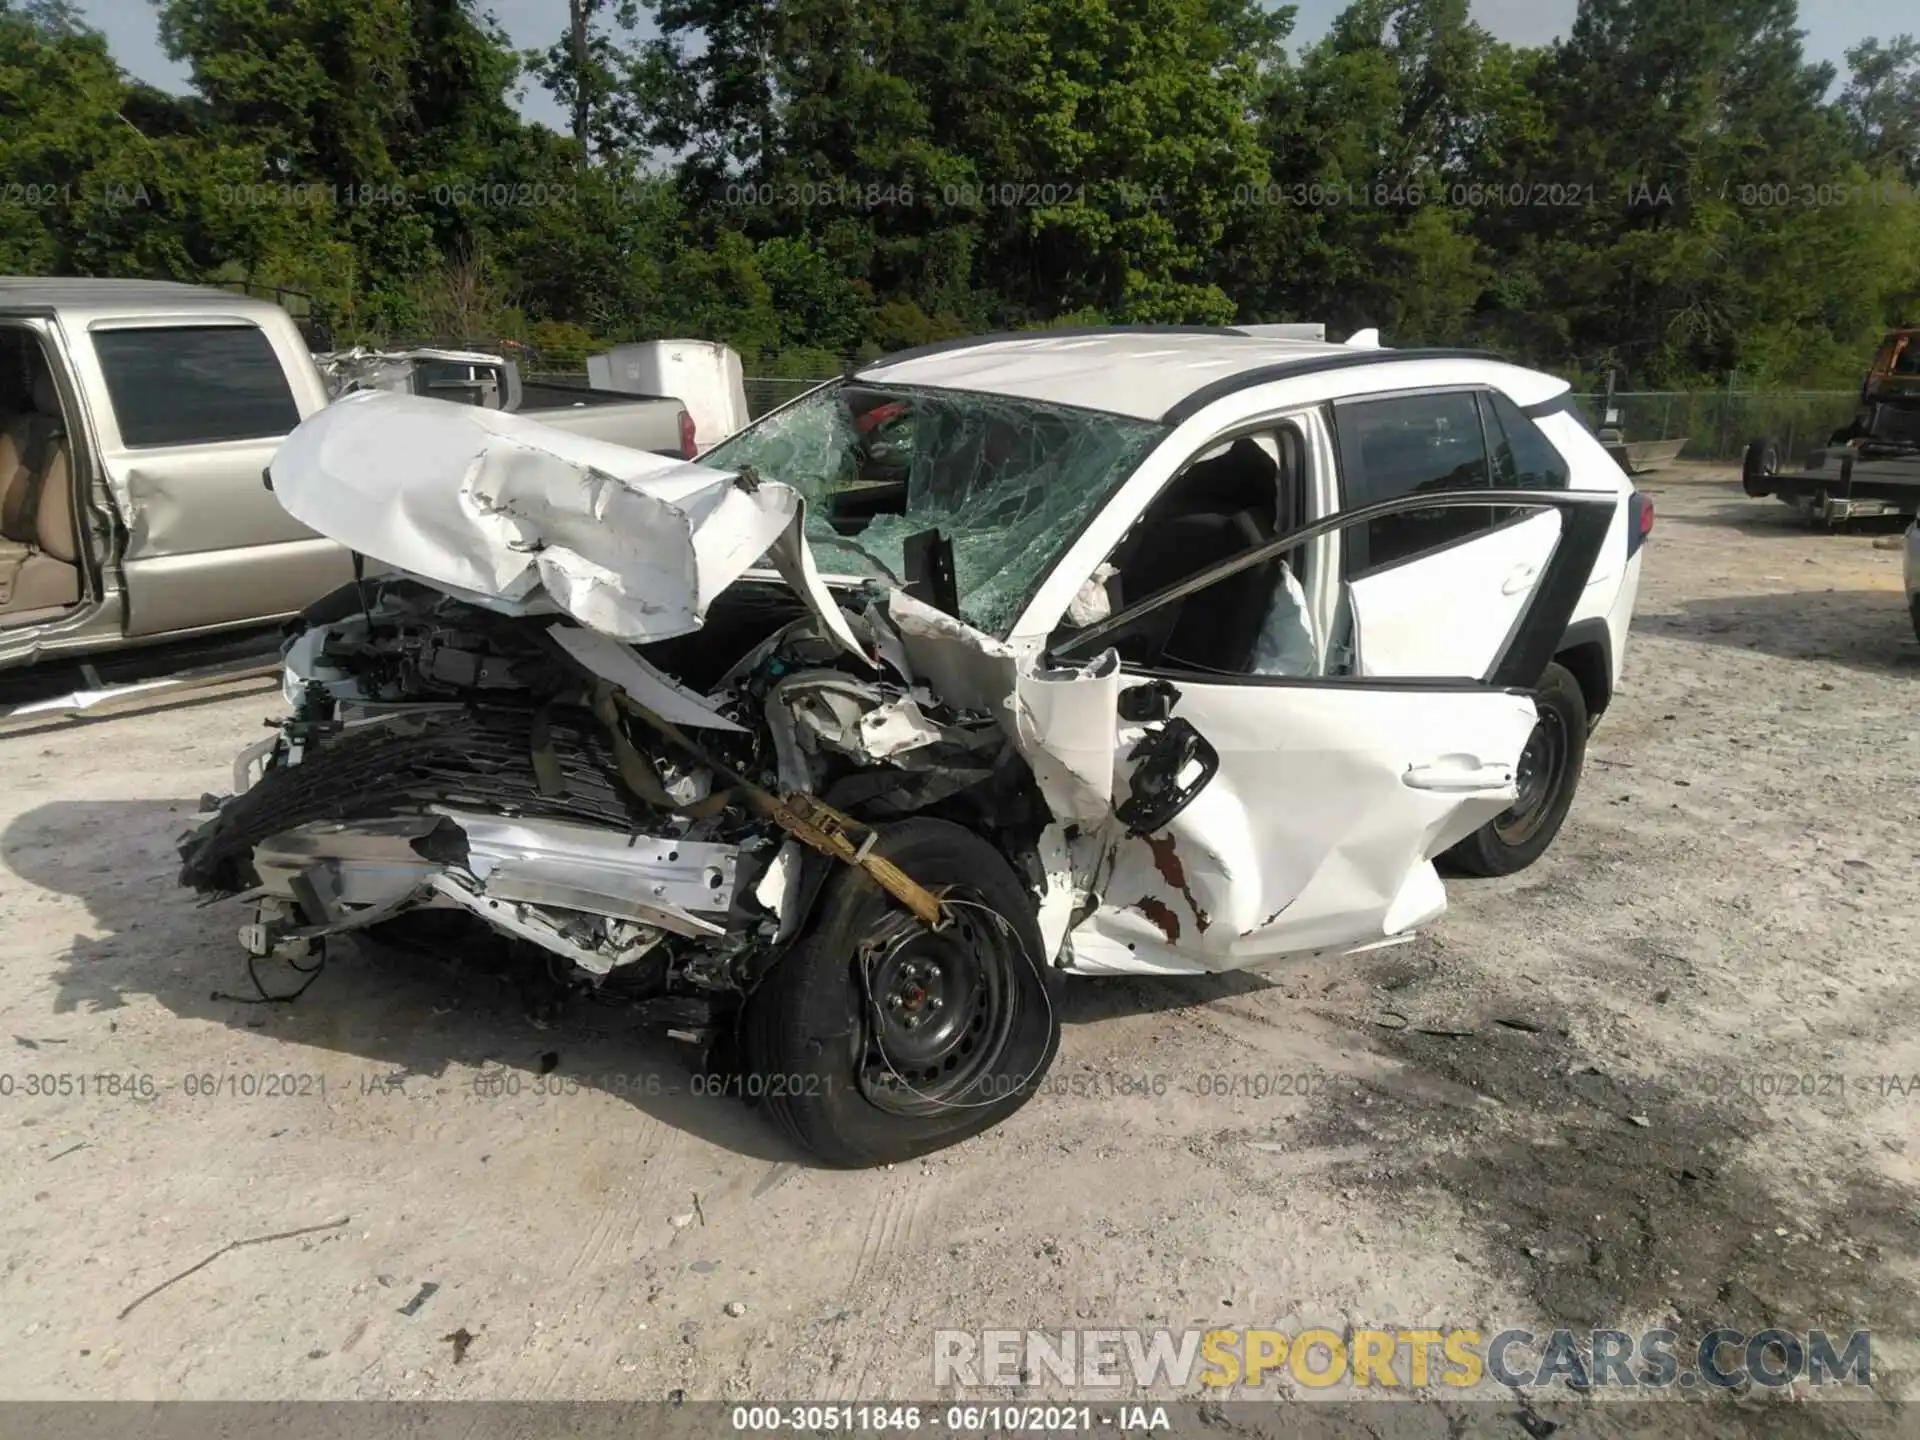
[1044,486,1615,974]
[81,319,350,638]
[1329,387,1570,680]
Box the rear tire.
[741,818,1060,1167]
[1445,662,1588,878]
[1741,436,1781,498]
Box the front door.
[1045,485,1615,974]
[79,319,349,637]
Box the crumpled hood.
[269,390,864,654]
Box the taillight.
[679,409,697,459]
[1627,490,1654,555]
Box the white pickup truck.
[0,277,695,676]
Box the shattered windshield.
[700,381,1167,636]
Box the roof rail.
[1161,348,1507,425]
[858,324,1255,372]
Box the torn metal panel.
[1009,650,1121,824]
[267,390,865,654]
[251,817,445,908]
[879,594,1123,828]
[1061,921,1210,976]
[751,840,807,941]
[1033,822,1076,965]
[480,861,724,938]
[443,810,738,913]
[313,346,507,399]
[762,519,872,665]
[855,693,945,760]
[548,623,746,732]
[884,590,1024,715]
[769,671,947,769]
[775,672,892,761]
[427,873,661,975]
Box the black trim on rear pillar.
[1522,391,1577,420]
[1486,498,1614,689]
[1161,349,1506,426]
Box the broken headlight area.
[179,575,1049,1050]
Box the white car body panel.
[1067,682,1538,972]
[1346,510,1564,679]
[267,390,867,658]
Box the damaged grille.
[180,704,656,894]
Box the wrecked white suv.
[180,327,1647,1166]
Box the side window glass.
[1333,391,1492,576]
[1486,391,1570,489]
[92,325,301,448]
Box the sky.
[81,0,1900,137]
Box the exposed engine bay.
[179,575,1057,1035]
[172,389,1190,1163]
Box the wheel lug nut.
[928,996,943,1010]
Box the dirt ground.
[1,466,1915,1432]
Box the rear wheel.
[1445,662,1588,878]
[741,818,1060,1166]
[1741,436,1781,498]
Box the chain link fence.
[529,362,1868,461]
[736,381,1865,458]
[1566,391,1861,462]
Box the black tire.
[1741,436,1781,498]
[741,818,1060,1167]
[1444,662,1588,878]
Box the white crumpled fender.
[270,390,865,657]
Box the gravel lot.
[1,466,1915,1431]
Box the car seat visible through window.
[1106,436,1281,672]
[0,345,81,622]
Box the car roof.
[0,276,291,326]
[855,327,1520,422]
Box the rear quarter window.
[1486,391,1571,489]
[93,325,301,447]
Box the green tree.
[0,0,349,292]
[525,0,645,159]
[1842,35,1920,184]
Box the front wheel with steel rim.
[1444,662,1589,878]
[741,818,1060,1166]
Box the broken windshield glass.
[700,381,1167,635]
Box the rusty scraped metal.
[612,691,945,927]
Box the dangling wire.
[858,897,1056,1112]
[212,939,329,1005]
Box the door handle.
[1500,563,1539,596]
[1404,761,1515,793]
